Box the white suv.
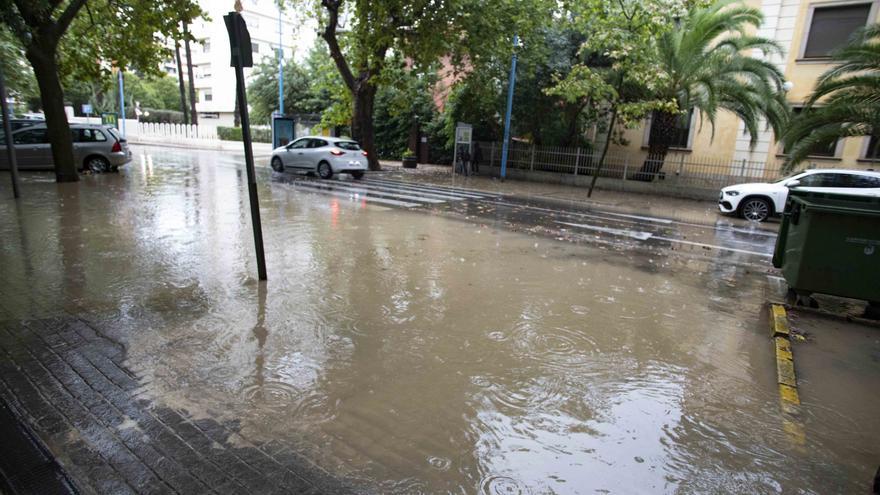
[719,169,880,221]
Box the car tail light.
[362,151,368,156]
[111,140,122,153]
[330,148,345,156]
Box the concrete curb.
[770,304,806,445]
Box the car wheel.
[351,171,364,180]
[739,197,771,222]
[85,156,110,173]
[318,161,333,180]
[271,157,284,172]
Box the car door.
[284,138,310,168]
[12,127,51,170]
[304,138,328,170]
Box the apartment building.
[165,0,316,127]
[609,0,879,176]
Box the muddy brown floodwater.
[1,146,878,493]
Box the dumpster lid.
[789,190,880,217]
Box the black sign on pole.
[0,64,21,199]
[225,11,267,281]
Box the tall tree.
[1,0,88,182]
[183,21,198,126]
[303,0,553,170]
[782,24,880,170]
[174,39,189,124]
[0,0,204,182]
[636,0,789,179]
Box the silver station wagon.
[0,123,132,172]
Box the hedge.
[217,126,272,143]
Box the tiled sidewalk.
[0,311,354,495]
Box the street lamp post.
[278,6,284,115]
[499,34,521,181]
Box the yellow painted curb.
[769,304,804,445]
[770,304,790,337]
[770,305,800,408]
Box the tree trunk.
[26,43,78,182]
[587,106,618,198]
[352,83,380,170]
[183,22,198,126]
[234,92,241,127]
[174,40,189,124]
[634,110,677,182]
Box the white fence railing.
[477,141,785,194]
[136,122,218,142]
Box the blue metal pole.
[499,34,519,180]
[278,9,284,115]
[118,69,126,137]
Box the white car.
[270,136,368,179]
[719,168,880,221]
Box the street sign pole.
[499,34,519,181]
[118,69,126,138]
[0,65,21,199]
[225,10,268,281]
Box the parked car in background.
[270,136,368,179]
[719,169,880,221]
[1,118,43,131]
[0,123,131,172]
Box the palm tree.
[782,24,880,170]
[634,0,790,180]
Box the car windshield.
[336,141,360,151]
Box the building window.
[863,135,880,159]
[202,40,211,53]
[199,112,220,119]
[802,3,872,59]
[785,107,840,157]
[644,110,694,150]
[252,42,260,54]
[203,90,212,102]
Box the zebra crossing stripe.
[293,180,447,204]
[288,181,419,208]
[364,178,499,198]
[325,180,473,201]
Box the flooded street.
[1,145,878,494]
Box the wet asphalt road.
[2,145,878,494]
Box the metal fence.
[475,141,784,196]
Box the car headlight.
[725,190,740,196]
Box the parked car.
[719,168,880,221]
[270,136,368,179]
[0,123,131,172]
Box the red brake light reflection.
[330,149,345,156]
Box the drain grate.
[0,399,78,495]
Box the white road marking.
[294,181,447,204]
[556,221,654,240]
[558,221,772,257]
[289,182,420,208]
[326,180,473,201]
[365,178,499,198]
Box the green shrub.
[218,126,272,143]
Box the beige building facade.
[609,0,879,179]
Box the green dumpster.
[772,189,880,308]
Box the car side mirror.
[785,179,801,188]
